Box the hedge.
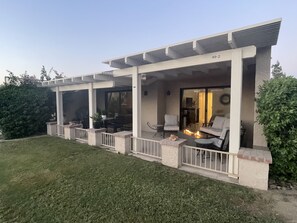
[0,84,54,139]
[256,76,297,181]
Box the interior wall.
[141,83,158,132]
[212,88,231,116]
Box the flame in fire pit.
[183,129,201,138]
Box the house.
[44,18,281,190]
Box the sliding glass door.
[180,87,230,131]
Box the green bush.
[0,85,54,139]
[256,76,297,180]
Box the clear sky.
[0,0,296,83]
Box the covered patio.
[44,18,280,190]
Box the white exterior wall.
[253,47,271,148]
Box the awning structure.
[103,18,281,69]
[41,71,131,88]
[41,18,281,87]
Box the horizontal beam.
[165,47,181,59]
[228,32,237,49]
[57,81,115,92]
[143,52,159,63]
[193,41,206,54]
[125,57,141,66]
[113,46,256,77]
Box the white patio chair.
[163,114,179,138]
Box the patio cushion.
[222,118,230,129]
[211,116,226,129]
[164,114,178,126]
[164,125,179,131]
[199,127,222,137]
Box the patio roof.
[103,18,281,69]
[42,18,281,87]
[41,71,131,88]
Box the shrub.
[256,76,297,181]
[0,84,54,139]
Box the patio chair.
[195,127,230,151]
[147,122,163,138]
[163,114,179,138]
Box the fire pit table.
[177,130,214,147]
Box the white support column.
[56,86,63,126]
[253,47,271,148]
[132,67,141,137]
[229,48,243,177]
[88,83,97,129]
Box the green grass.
[0,136,282,222]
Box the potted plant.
[91,112,103,129]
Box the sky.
[0,0,296,83]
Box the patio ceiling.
[103,18,281,69]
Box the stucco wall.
[141,83,158,132]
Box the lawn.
[0,136,282,222]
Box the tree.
[40,66,52,81]
[5,70,19,85]
[271,61,286,78]
[53,69,64,79]
[4,70,39,86]
[256,76,297,180]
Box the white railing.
[75,128,88,143]
[182,145,236,175]
[57,125,64,137]
[101,132,115,148]
[131,137,161,159]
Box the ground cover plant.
[0,136,282,222]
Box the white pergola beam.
[93,73,112,81]
[165,47,182,59]
[57,81,114,92]
[143,52,160,63]
[109,61,127,69]
[125,57,141,66]
[72,77,84,83]
[63,78,72,84]
[193,41,206,54]
[81,76,94,82]
[113,46,256,77]
[228,32,237,49]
